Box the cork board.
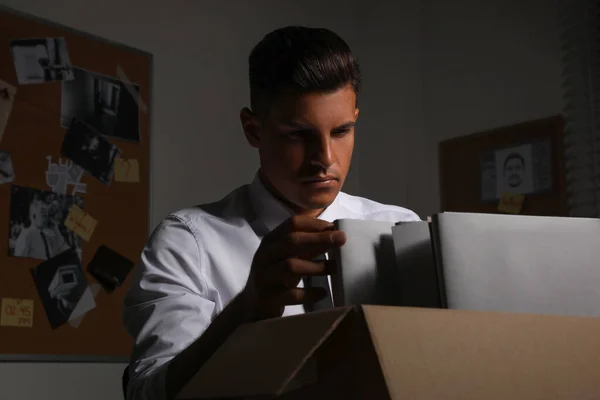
[439,115,567,217]
[0,7,152,360]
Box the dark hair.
[248,26,361,114]
[503,153,525,171]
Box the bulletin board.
[0,7,152,361]
[439,115,567,217]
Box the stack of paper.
[330,213,600,319]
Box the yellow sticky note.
[498,193,525,214]
[114,157,140,183]
[64,205,97,241]
[1,298,34,327]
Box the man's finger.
[252,287,327,320]
[259,258,328,288]
[268,215,335,239]
[258,230,346,265]
[276,287,327,306]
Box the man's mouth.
[302,176,337,183]
[300,176,338,188]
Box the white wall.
[0,0,563,399]
[350,0,562,218]
[351,0,423,209]
[412,0,563,217]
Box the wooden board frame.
[439,115,567,217]
[0,5,153,362]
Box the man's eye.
[287,130,310,138]
[332,128,351,137]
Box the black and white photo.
[0,151,15,184]
[61,118,120,184]
[31,248,89,329]
[87,245,134,293]
[61,67,141,142]
[11,37,74,85]
[9,185,83,261]
[481,140,553,201]
[495,144,535,196]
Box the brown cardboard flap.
[361,305,600,400]
[177,307,352,400]
[279,306,391,400]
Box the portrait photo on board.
[10,37,74,85]
[31,248,89,329]
[9,185,83,261]
[61,118,120,184]
[60,67,141,142]
[495,144,535,196]
[480,140,553,201]
[0,151,15,184]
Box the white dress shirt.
[122,173,420,400]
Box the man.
[503,152,526,189]
[13,193,70,260]
[123,26,420,400]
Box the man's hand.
[244,215,346,320]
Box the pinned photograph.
[0,151,15,184]
[45,155,87,196]
[495,145,535,196]
[480,140,553,201]
[9,185,83,261]
[87,245,134,293]
[61,118,120,184]
[10,37,74,85]
[31,248,93,329]
[61,67,140,142]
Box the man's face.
[504,157,525,188]
[244,85,358,214]
[30,200,48,229]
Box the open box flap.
[177,307,353,400]
[361,305,600,400]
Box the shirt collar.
[247,171,343,232]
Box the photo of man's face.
[30,199,48,229]
[503,153,526,188]
[492,144,535,198]
[481,140,553,202]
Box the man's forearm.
[165,289,254,400]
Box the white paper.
[45,155,87,195]
[11,37,74,85]
[68,283,101,328]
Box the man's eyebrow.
[333,121,356,130]
[280,121,312,129]
[278,120,356,131]
[281,121,356,130]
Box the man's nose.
[309,134,334,169]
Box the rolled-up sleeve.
[123,215,216,400]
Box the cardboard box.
[177,305,600,400]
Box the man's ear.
[240,107,261,148]
[354,107,359,120]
